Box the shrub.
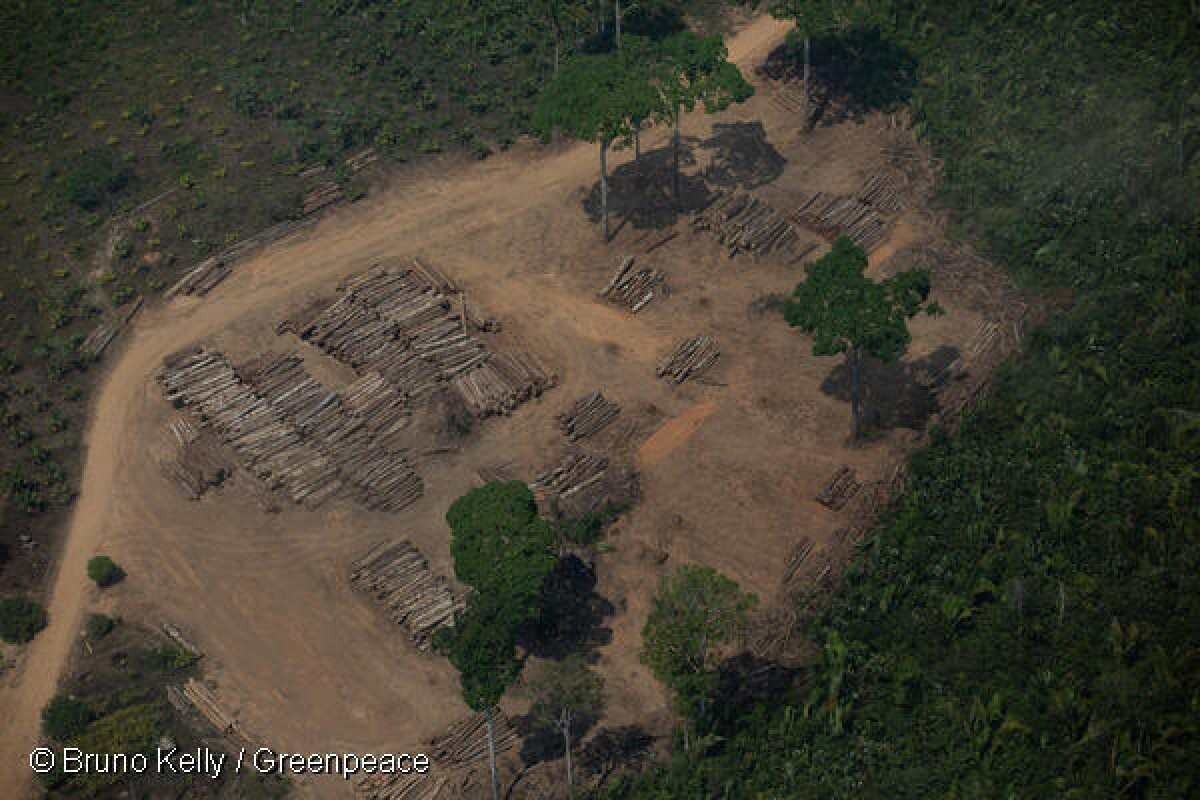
[41,695,93,741]
[61,150,132,210]
[85,613,116,640]
[86,555,124,587]
[143,643,198,672]
[0,596,48,643]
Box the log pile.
[350,540,463,650]
[557,391,621,441]
[238,353,423,511]
[449,350,556,419]
[345,148,378,173]
[159,349,345,508]
[430,711,519,767]
[341,372,413,450]
[856,172,905,213]
[356,772,446,800]
[657,335,720,384]
[781,537,815,587]
[530,451,610,512]
[80,296,144,360]
[165,256,232,299]
[159,416,231,499]
[285,263,552,417]
[693,191,800,258]
[816,466,861,511]
[599,256,667,313]
[792,191,889,253]
[168,679,247,743]
[303,181,344,216]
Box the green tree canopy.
[0,596,48,644]
[446,480,558,613]
[41,695,94,742]
[641,564,756,722]
[783,237,935,438]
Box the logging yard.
[0,17,1035,800]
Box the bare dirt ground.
[0,15,1022,799]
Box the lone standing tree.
[437,482,558,800]
[525,655,605,793]
[641,564,756,750]
[783,237,937,441]
[535,51,659,241]
[654,32,754,206]
[769,0,852,127]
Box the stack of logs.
[165,257,231,298]
[350,540,463,650]
[431,711,519,766]
[693,191,800,258]
[238,353,423,511]
[449,351,555,418]
[600,256,667,313]
[527,449,640,522]
[159,416,231,500]
[355,711,519,800]
[856,172,905,213]
[283,262,553,418]
[815,465,861,511]
[166,679,247,744]
[303,182,345,216]
[557,391,621,441]
[160,349,344,508]
[657,335,720,384]
[530,451,610,513]
[792,191,889,253]
[79,297,144,360]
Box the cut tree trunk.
[487,707,500,800]
[600,138,611,242]
[673,109,681,207]
[803,36,811,131]
[563,722,573,793]
[849,346,863,441]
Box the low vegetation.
[0,595,47,643]
[85,554,123,587]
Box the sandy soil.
[0,15,1016,799]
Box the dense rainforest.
[608,0,1200,797]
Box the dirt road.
[0,16,794,796]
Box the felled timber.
[856,172,905,213]
[781,537,816,587]
[238,353,423,511]
[169,679,248,743]
[161,622,203,660]
[693,191,800,258]
[356,771,446,800]
[657,335,720,384]
[79,296,144,360]
[530,450,638,522]
[165,256,231,299]
[599,256,667,313]
[286,263,552,419]
[350,540,463,650]
[303,181,344,216]
[430,711,519,767]
[159,349,344,508]
[816,466,861,511]
[558,391,621,441]
[159,416,232,500]
[791,190,892,253]
[345,147,379,173]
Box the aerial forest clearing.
[0,14,1032,800]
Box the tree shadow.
[519,554,614,661]
[819,345,960,433]
[761,26,916,124]
[582,142,713,231]
[579,725,655,789]
[711,653,801,728]
[699,121,787,190]
[516,707,604,767]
